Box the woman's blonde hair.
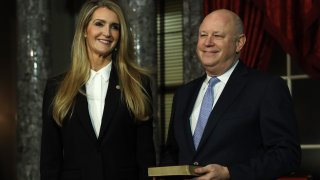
[52,0,151,126]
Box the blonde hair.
[52,0,151,126]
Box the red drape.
[263,0,320,79]
[203,0,320,79]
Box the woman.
[40,0,155,179]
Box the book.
[148,165,200,177]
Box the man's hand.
[194,164,230,180]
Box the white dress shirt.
[190,60,239,134]
[86,62,112,137]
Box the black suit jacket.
[162,61,301,180]
[41,65,155,180]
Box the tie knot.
[208,77,219,88]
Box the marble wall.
[16,0,50,179]
[183,0,204,83]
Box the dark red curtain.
[203,0,320,79]
[263,0,320,78]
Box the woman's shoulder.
[139,74,153,96]
[46,73,66,87]
[43,73,67,104]
[46,73,66,91]
[140,73,151,84]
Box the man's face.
[196,11,243,75]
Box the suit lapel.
[196,62,249,151]
[98,65,120,141]
[183,75,206,153]
[76,65,120,143]
[76,88,98,142]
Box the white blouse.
[86,62,112,137]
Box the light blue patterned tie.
[193,77,219,149]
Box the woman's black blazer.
[40,66,155,180]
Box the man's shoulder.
[239,67,287,91]
[247,68,283,82]
[233,62,286,88]
[175,75,205,95]
[183,75,204,86]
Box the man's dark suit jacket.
[40,65,155,180]
[162,61,301,180]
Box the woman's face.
[85,7,120,59]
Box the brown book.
[148,165,200,177]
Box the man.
[162,9,301,179]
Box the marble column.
[116,0,160,162]
[183,0,204,83]
[16,0,50,179]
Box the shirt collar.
[88,62,112,84]
[205,60,239,84]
